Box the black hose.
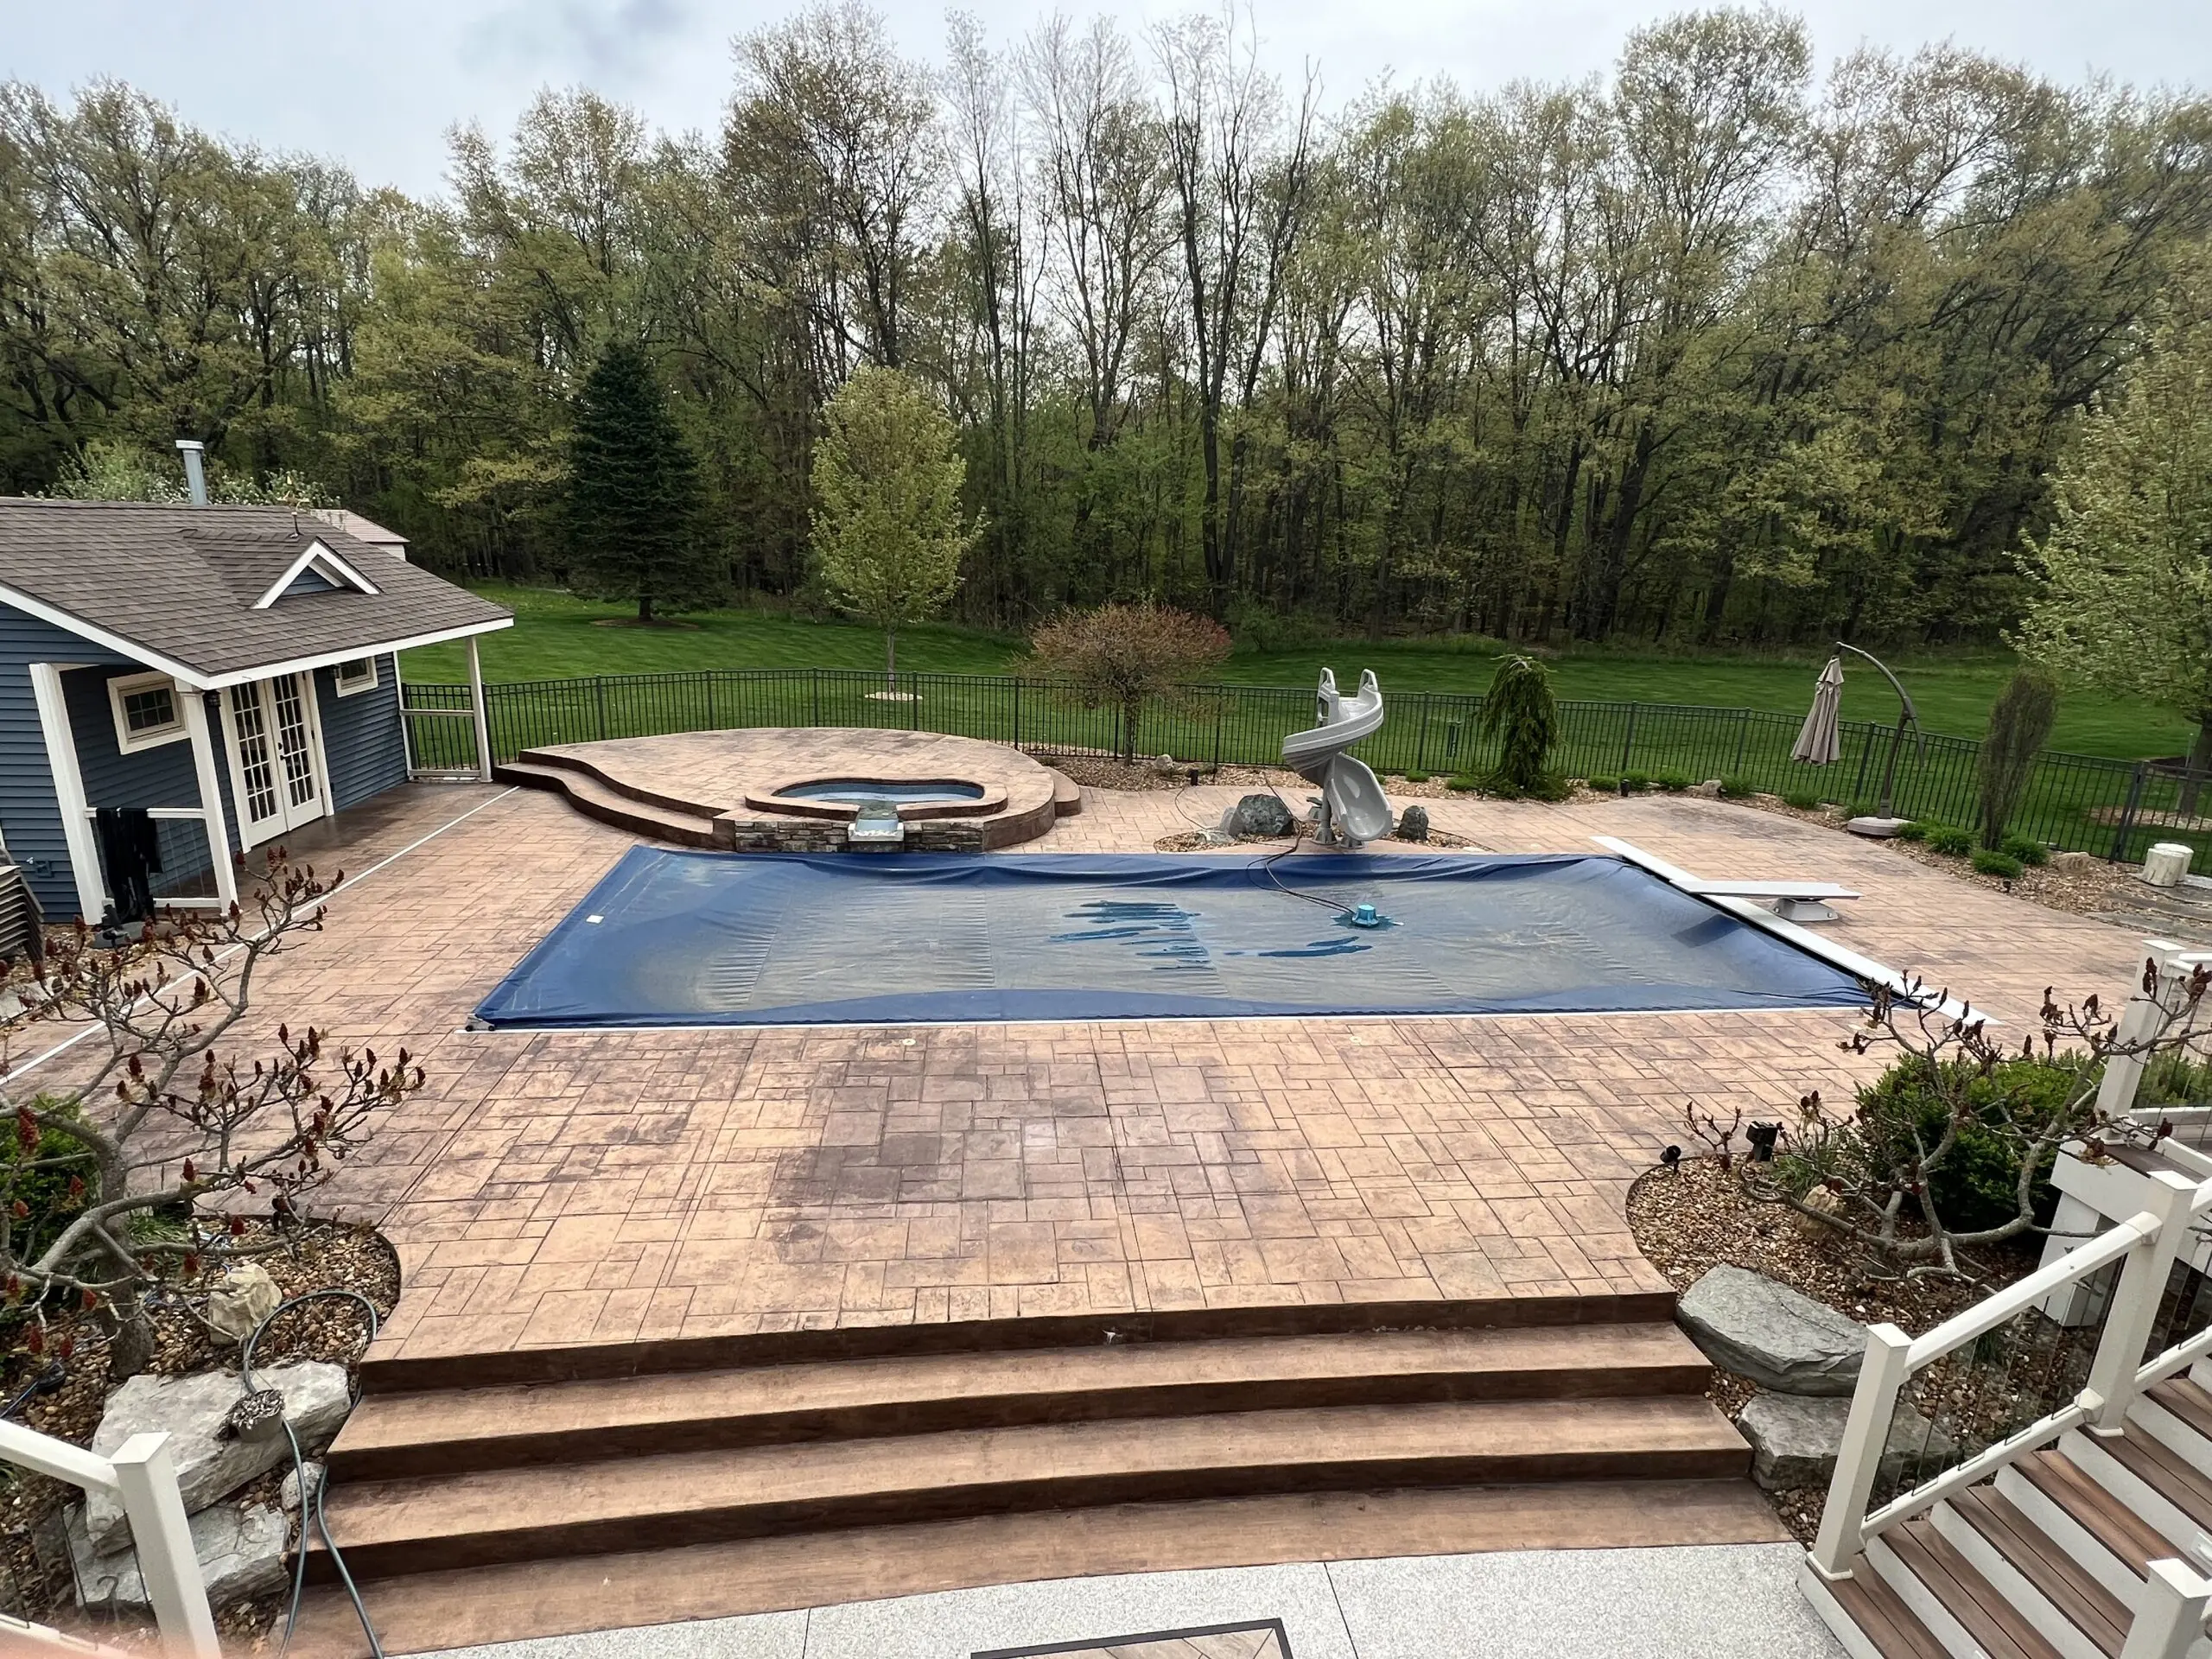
[243,1289,384,1659]
[1249,779,1358,918]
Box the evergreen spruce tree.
[564,342,720,622]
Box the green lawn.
[402,582,2191,760]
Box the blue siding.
[315,655,409,810]
[0,602,137,918]
[62,668,219,899]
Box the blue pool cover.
[474,849,1871,1028]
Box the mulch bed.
[1629,1155,2044,1545]
[0,1220,399,1644]
[1732,793,2130,917]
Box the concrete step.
[493,757,722,847]
[289,1478,1792,1658]
[309,1394,1751,1580]
[329,1323,1712,1482]
[1046,766,1083,817]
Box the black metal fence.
[402,668,2210,863]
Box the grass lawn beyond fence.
[398,582,2192,762]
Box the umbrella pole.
[1878,705,1908,819]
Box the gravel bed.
[1730,792,2129,916]
[0,1220,398,1638]
[1630,1156,2043,1545]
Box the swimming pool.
[474,849,1871,1028]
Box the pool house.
[0,495,509,926]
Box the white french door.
[226,673,327,846]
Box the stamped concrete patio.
[9,772,2154,1367]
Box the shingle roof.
[0,499,509,685]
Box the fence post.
[111,1431,220,1658]
[1212,689,1224,772]
[1620,703,1637,772]
[1809,1323,1913,1579]
[705,671,719,731]
[2096,944,2200,1124]
[2109,763,2151,864]
[1013,678,1022,749]
[593,676,609,741]
[1414,698,1432,774]
[2122,1560,2212,1659]
[2086,1168,2200,1433]
[1733,706,1750,774]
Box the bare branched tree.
[0,854,424,1377]
[1745,961,2212,1283]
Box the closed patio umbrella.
[1793,656,1845,766]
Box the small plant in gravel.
[1925,825,1974,855]
[1655,771,1693,792]
[1745,962,2212,1281]
[1844,798,1878,820]
[1402,769,1431,784]
[1446,772,1481,791]
[1893,821,1929,841]
[1623,772,1653,793]
[1972,849,2025,879]
[1999,833,2050,867]
[1718,777,1753,799]
[0,853,426,1376]
[1781,788,1821,810]
[1584,773,1619,793]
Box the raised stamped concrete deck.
[7,769,2153,1366]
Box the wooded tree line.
[3,4,2209,647]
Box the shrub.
[1446,772,1481,791]
[1402,770,1431,784]
[1478,656,1558,792]
[1999,832,2050,867]
[1893,821,1929,841]
[1844,798,1877,821]
[1515,772,1573,803]
[1972,849,2024,879]
[1584,773,1620,793]
[1622,772,1653,793]
[1927,826,1974,855]
[1030,601,1232,761]
[1718,777,1753,799]
[1655,771,1693,792]
[1782,789,1821,810]
[1979,667,2060,849]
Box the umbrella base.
[1847,815,1910,838]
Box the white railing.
[0,1419,217,1657]
[1812,940,2212,1582]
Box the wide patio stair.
[290,1296,1773,1655]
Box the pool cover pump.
[1340,902,1391,930]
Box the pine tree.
[564,342,719,622]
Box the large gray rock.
[1738,1390,1955,1491]
[84,1360,350,1554]
[1226,793,1295,838]
[1677,1264,1867,1396]
[69,1501,288,1613]
[1396,804,1431,842]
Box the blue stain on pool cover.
[473,849,1871,1028]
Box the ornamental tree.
[2013,262,2212,809]
[0,855,424,1377]
[810,365,979,691]
[1029,601,1232,761]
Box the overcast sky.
[6,0,2205,199]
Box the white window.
[108,671,188,753]
[332,657,379,696]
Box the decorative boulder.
[206,1262,282,1344]
[1676,1264,1866,1396]
[1226,793,1295,838]
[83,1360,350,1554]
[1396,804,1431,842]
[69,1501,288,1612]
[1690,779,1724,798]
[2050,850,2101,874]
[1738,1391,1954,1491]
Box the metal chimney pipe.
[174,439,207,506]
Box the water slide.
[1281,669,1395,845]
